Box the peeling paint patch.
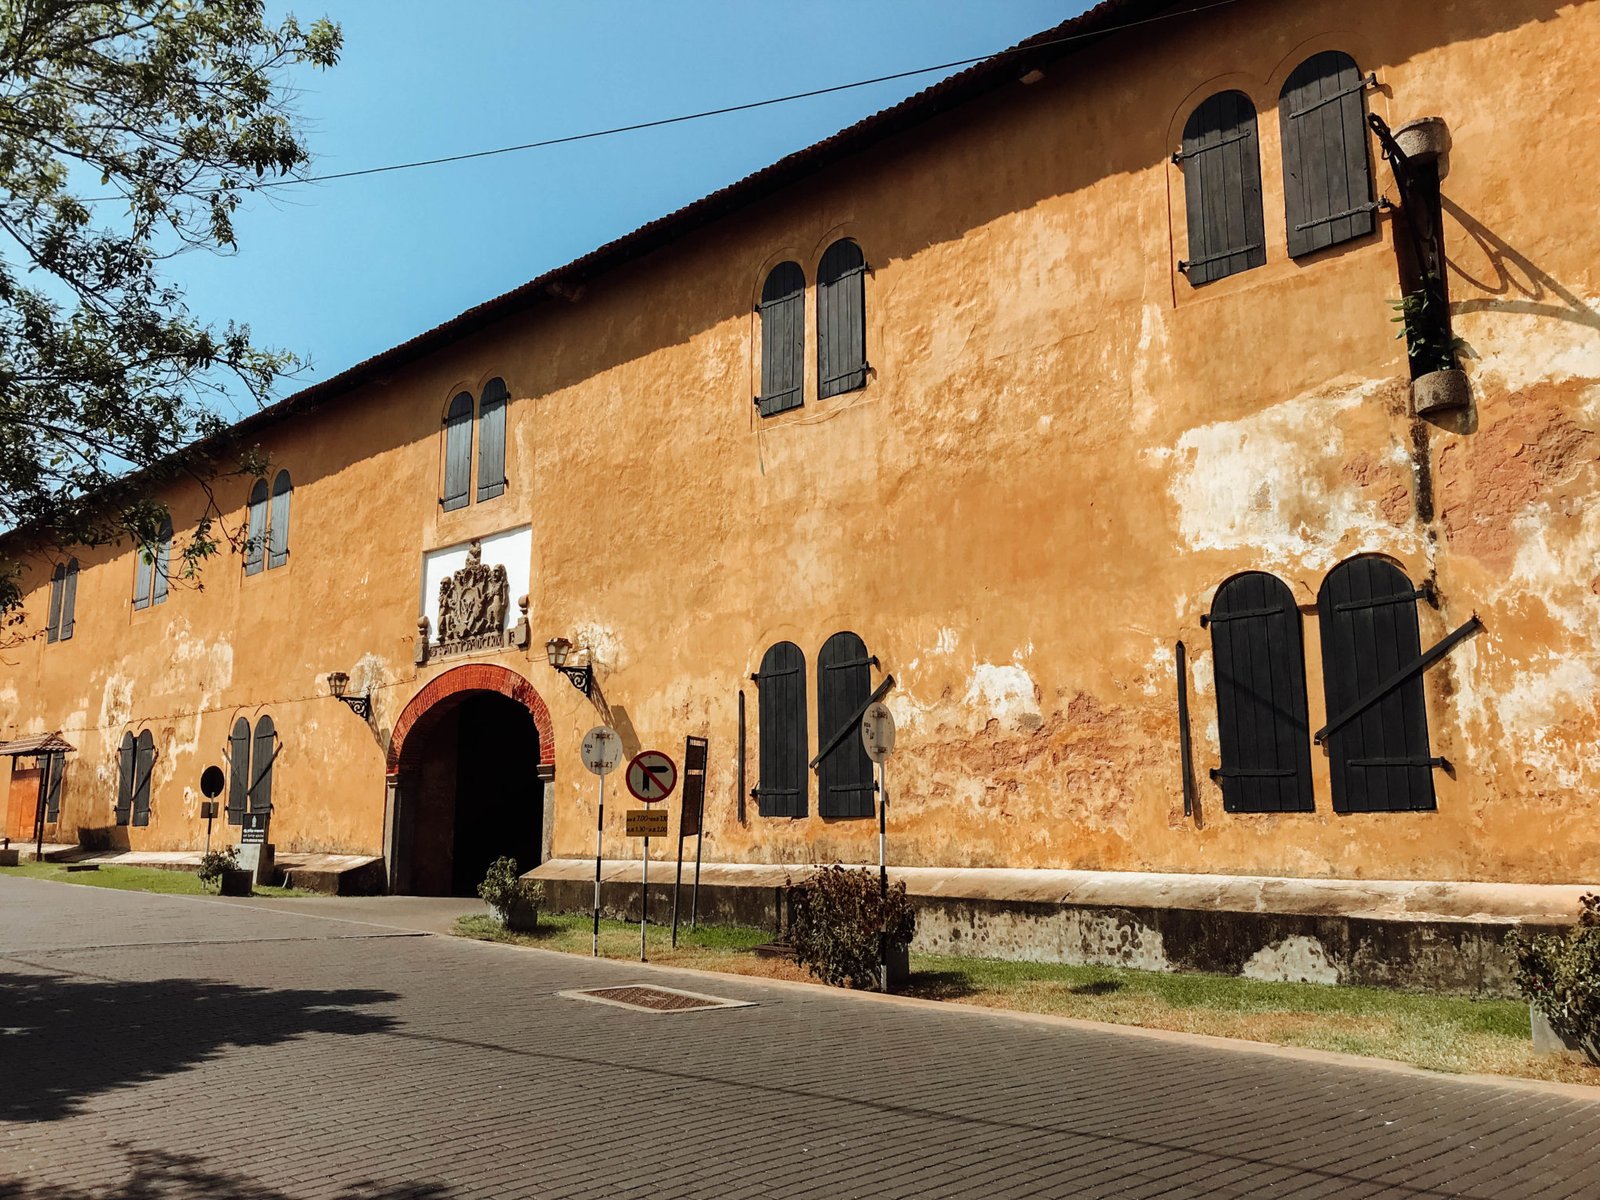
[1243,935,1342,985]
[962,663,1040,732]
[1155,378,1418,571]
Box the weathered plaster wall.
[2,0,1597,885]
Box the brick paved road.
[2,876,1599,1200]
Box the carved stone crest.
[434,540,510,653]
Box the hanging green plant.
[1390,283,1461,377]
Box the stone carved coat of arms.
[435,539,509,646]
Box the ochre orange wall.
[3,0,1598,883]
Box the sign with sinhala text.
[625,809,669,838]
[241,810,270,846]
[861,701,896,764]
[581,726,623,776]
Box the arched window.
[441,391,474,511]
[1318,557,1437,813]
[1207,572,1314,812]
[267,470,292,569]
[816,631,876,817]
[1177,91,1266,285]
[244,479,268,575]
[134,516,172,609]
[817,240,867,400]
[753,641,807,816]
[132,730,155,827]
[477,377,508,502]
[1279,52,1376,258]
[115,731,136,826]
[227,717,251,825]
[758,262,805,417]
[250,715,277,815]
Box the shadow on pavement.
[0,1149,449,1200]
[0,968,398,1122]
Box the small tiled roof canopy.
[0,731,76,757]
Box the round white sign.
[861,701,896,763]
[581,726,623,775]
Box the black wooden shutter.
[267,471,292,569]
[1279,51,1376,258]
[442,391,473,510]
[816,631,875,817]
[133,541,152,610]
[244,479,268,575]
[59,558,77,640]
[115,732,136,826]
[227,717,250,825]
[132,730,155,827]
[758,262,805,416]
[1208,572,1314,813]
[753,641,807,816]
[152,517,172,604]
[817,240,866,400]
[47,562,65,642]
[1318,557,1437,813]
[1179,91,1267,285]
[43,751,64,822]
[250,715,277,815]
[477,378,508,502]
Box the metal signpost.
[861,701,897,992]
[581,726,624,956]
[671,736,709,947]
[199,765,224,853]
[625,749,677,962]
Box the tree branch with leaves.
[0,0,340,615]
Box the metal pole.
[878,759,889,993]
[671,820,684,948]
[593,770,605,957]
[641,835,649,962]
[691,808,704,930]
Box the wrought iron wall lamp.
[545,637,594,698]
[326,671,372,720]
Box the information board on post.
[625,809,669,838]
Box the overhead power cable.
[89,0,1238,200]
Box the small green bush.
[478,856,544,927]
[1509,892,1600,1051]
[196,847,238,891]
[787,865,915,990]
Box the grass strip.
[455,913,1598,1086]
[0,860,315,898]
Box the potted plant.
[478,856,543,931]
[1508,893,1600,1064]
[198,847,251,896]
[1392,285,1469,415]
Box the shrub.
[197,847,238,891]
[1509,892,1600,1052]
[478,856,544,928]
[787,865,915,990]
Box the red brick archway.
[387,663,555,775]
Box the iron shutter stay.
[1314,614,1483,745]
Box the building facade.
[3,0,1598,893]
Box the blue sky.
[168,2,1082,418]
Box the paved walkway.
[2,877,1598,1199]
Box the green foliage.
[1389,281,1462,376]
[0,1,342,613]
[787,865,915,990]
[477,856,544,925]
[1508,893,1600,1050]
[196,847,238,890]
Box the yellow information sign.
[625,809,669,838]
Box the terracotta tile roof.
[0,731,76,756]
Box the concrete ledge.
[527,859,1596,998]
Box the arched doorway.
[387,664,555,896]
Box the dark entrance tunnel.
[393,691,543,896]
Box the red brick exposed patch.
[387,663,555,773]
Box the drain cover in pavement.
[559,984,754,1013]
